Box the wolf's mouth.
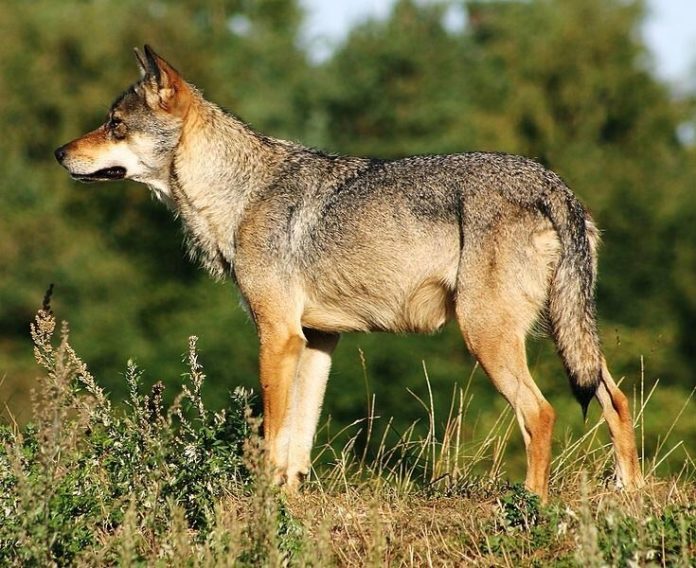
[71,167,127,182]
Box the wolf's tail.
[540,187,602,417]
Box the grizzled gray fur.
[55,46,642,500]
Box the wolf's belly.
[300,275,457,334]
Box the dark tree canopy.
[0,0,694,466]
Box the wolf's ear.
[133,47,148,78]
[139,45,191,117]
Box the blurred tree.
[0,0,693,471]
[310,0,480,157]
[0,0,310,418]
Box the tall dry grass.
[0,295,694,566]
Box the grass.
[0,298,694,566]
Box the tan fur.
[452,215,562,498]
[55,47,644,502]
[404,278,456,333]
[284,330,339,491]
[254,303,306,480]
[596,360,642,489]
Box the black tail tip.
[571,383,596,421]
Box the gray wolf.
[54,45,641,500]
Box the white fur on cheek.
[98,144,145,176]
[126,135,175,200]
[64,134,175,203]
[64,143,144,177]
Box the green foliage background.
[1,0,694,474]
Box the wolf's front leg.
[285,330,339,492]
[257,322,306,484]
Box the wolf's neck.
[170,99,287,278]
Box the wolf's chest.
[174,192,240,279]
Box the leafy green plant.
[0,296,265,565]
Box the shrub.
[0,293,258,565]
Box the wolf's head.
[54,46,192,201]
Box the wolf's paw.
[272,468,288,487]
[284,469,308,494]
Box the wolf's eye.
[108,117,127,139]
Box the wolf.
[55,45,641,500]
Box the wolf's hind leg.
[455,223,556,500]
[285,329,339,492]
[595,360,642,489]
[459,321,556,500]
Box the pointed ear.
[133,47,147,78]
[143,44,164,85]
[140,45,191,117]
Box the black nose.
[54,145,67,163]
